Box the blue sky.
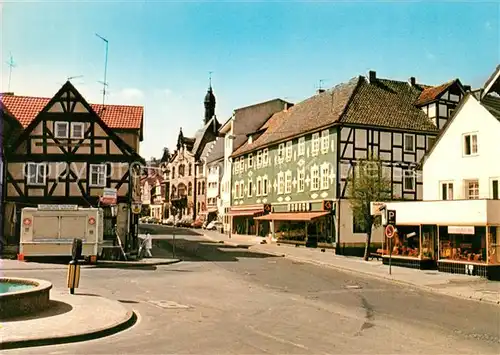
[2,1,499,159]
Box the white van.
[19,205,104,262]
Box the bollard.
[67,238,82,294]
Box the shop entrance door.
[421,225,438,260]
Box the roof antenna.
[96,33,109,107]
[208,71,213,88]
[317,79,327,93]
[5,52,16,92]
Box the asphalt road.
[3,225,500,354]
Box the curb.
[95,259,182,269]
[247,245,500,307]
[0,310,138,350]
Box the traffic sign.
[385,224,395,239]
[387,209,396,225]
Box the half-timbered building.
[231,71,467,255]
[1,81,144,254]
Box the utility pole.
[95,33,109,106]
[5,53,16,92]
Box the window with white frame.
[321,129,329,153]
[492,179,499,200]
[54,122,69,138]
[248,179,253,197]
[404,134,415,152]
[26,163,47,185]
[256,177,262,196]
[263,148,269,166]
[298,137,305,156]
[285,141,293,161]
[312,133,320,156]
[297,168,305,192]
[235,183,239,198]
[239,181,244,198]
[403,169,415,191]
[248,153,253,168]
[278,172,284,194]
[440,182,454,200]
[257,150,262,168]
[465,180,479,199]
[463,133,478,156]
[71,122,85,139]
[311,166,319,190]
[90,164,107,187]
[321,164,330,190]
[240,158,244,172]
[278,144,285,161]
[285,170,292,193]
[263,175,268,195]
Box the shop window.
[403,134,415,152]
[388,226,421,257]
[352,215,367,233]
[463,133,478,156]
[440,182,453,200]
[487,226,500,264]
[465,180,479,199]
[492,179,499,199]
[439,226,486,263]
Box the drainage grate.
[147,300,190,309]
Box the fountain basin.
[0,277,52,319]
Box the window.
[248,179,253,197]
[440,182,453,200]
[278,144,285,161]
[256,177,262,196]
[403,170,415,191]
[54,122,69,138]
[179,164,185,177]
[321,164,329,190]
[492,179,499,199]
[465,180,479,199]
[171,167,175,179]
[25,163,47,185]
[257,151,262,168]
[297,168,305,192]
[71,122,85,139]
[463,133,478,156]
[263,175,268,195]
[298,137,305,156]
[188,164,192,176]
[321,129,329,153]
[263,149,269,166]
[202,181,205,195]
[427,136,436,149]
[285,141,293,161]
[404,134,415,152]
[311,166,319,190]
[235,183,239,198]
[248,154,253,168]
[240,158,244,172]
[278,172,284,194]
[285,170,292,194]
[188,182,192,196]
[312,133,320,156]
[90,164,107,187]
[353,215,367,233]
[240,181,244,198]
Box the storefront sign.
[288,202,311,212]
[448,226,475,235]
[38,204,78,211]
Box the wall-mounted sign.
[131,203,142,214]
[38,204,78,211]
[448,226,475,235]
[288,202,311,212]
[100,188,117,206]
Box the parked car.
[191,219,203,228]
[205,221,222,231]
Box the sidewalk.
[1,289,136,350]
[200,231,500,306]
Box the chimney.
[317,89,325,94]
[409,77,416,86]
[464,85,471,92]
[368,70,376,83]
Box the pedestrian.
[145,232,153,257]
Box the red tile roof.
[0,94,143,129]
[415,80,456,106]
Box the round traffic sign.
[385,224,395,238]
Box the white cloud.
[117,87,144,102]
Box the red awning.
[227,205,264,217]
[255,211,330,221]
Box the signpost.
[100,188,117,205]
[387,210,396,225]
[385,224,395,275]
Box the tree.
[161,147,171,163]
[346,155,392,261]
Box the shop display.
[439,226,486,263]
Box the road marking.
[148,300,190,309]
[246,325,309,351]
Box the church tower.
[204,78,216,125]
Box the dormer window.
[248,135,253,144]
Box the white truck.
[19,205,104,262]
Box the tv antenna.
[317,79,327,91]
[67,75,83,81]
[95,33,109,106]
[208,71,213,87]
[5,52,16,92]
